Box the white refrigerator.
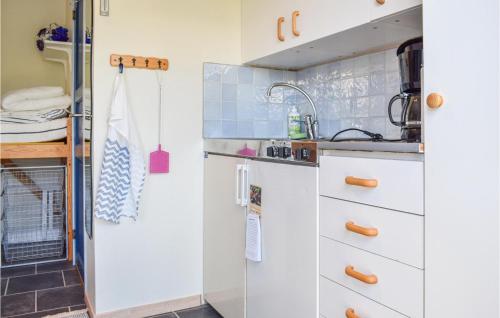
[204,153,318,318]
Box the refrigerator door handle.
[241,165,249,206]
[236,165,242,205]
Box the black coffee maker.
[388,37,423,142]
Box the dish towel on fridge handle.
[95,73,146,223]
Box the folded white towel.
[2,95,72,111]
[0,107,68,124]
[2,86,64,108]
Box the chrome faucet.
[266,82,319,140]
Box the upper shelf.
[245,7,422,70]
[43,40,91,55]
[41,40,92,93]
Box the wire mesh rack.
[1,166,67,264]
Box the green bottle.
[288,106,302,139]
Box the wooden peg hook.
[110,54,169,71]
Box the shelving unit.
[41,40,91,93]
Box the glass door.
[72,0,93,278]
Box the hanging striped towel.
[95,74,146,223]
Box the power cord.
[329,128,403,142]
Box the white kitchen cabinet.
[242,0,422,64]
[369,0,422,21]
[246,160,318,318]
[296,0,370,50]
[241,0,298,63]
[242,0,370,64]
[203,154,247,318]
[423,0,500,317]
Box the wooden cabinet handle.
[346,221,379,237]
[277,17,285,41]
[427,93,444,109]
[376,0,385,4]
[345,266,378,284]
[292,10,300,36]
[345,176,378,188]
[346,308,360,318]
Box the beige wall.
[1,0,68,94]
[91,0,241,314]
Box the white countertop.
[318,141,424,153]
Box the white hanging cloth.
[95,73,146,223]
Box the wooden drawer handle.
[346,308,360,318]
[376,0,385,4]
[277,17,285,41]
[427,93,444,109]
[346,221,379,237]
[292,10,300,36]
[345,176,378,188]
[345,266,378,284]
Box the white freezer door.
[204,154,247,318]
[246,160,318,318]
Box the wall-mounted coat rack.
[110,54,169,71]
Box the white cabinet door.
[297,0,370,47]
[423,0,500,317]
[242,0,370,64]
[246,160,318,318]
[369,0,421,21]
[204,154,246,318]
[242,0,297,63]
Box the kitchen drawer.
[320,276,406,318]
[319,156,423,214]
[320,237,423,318]
[320,196,423,268]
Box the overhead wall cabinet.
[242,0,422,65]
[369,0,422,20]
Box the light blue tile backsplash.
[203,48,402,139]
[203,63,296,138]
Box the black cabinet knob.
[278,147,291,159]
[266,146,278,157]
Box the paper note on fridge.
[246,213,262,262]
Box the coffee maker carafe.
[388,37,423,142]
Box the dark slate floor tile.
[1,265,36,278]
[37,285,85,311]
[63,269,82,286]
[2,278,7,295]
[37,261,75,273]
[177,305,223,318]
[7,272,64,294]
[70,304,87,311]
[9,307,69,318]
[1,291,36,317]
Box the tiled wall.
[203,48,402,139]
[203,63,296,138]
[295,49,402,139]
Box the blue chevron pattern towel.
[95,74,146,223]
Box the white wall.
[91,0,241,314]
[1,0,68,93]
